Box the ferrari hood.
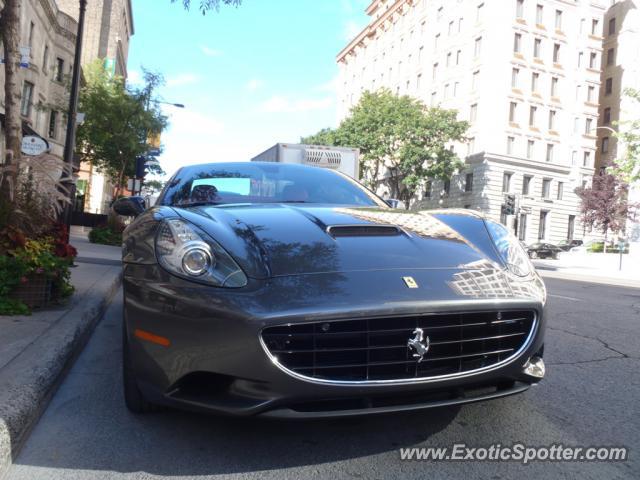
[176,205,499,278]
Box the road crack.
[547,326,639,365]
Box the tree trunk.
[603,227,608,253]
[0,0,23,210]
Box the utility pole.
[60,0,88,229]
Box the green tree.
[302,90,469,208]
[612,88,640,184]
[76,61,168,198]
[173,0,241,14]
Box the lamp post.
[61,0,88,230]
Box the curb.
[0,267,122,479]
[537,269,640,289]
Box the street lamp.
[155,101,185,109]
[60,0,88,231]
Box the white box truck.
[251,143,360,180]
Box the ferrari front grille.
[261,310,536,383]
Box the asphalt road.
[7,278,640,480]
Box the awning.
[0,113,51,150]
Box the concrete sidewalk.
[533,251,640,288]
[0,228,122,477]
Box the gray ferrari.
[114,161,547,418]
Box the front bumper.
[123,264,546,418]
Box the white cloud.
[126,70,143,87]
[246,78,264,91]
[200,45,223,57]
[166,73,201,87]
[315,75,339,93]
[259,95,334,113]
[344,20,364,41]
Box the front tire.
[529,251,538,259]
[122,322,157,414]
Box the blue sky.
[127,0,370,178]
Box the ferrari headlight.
[155,218,247,287]
[484,220,532,277]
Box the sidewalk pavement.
[533,250,640,288]
[0,227,122,477]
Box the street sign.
[504,194,516,215]
[21,136,48,156]
[19,46,30,68]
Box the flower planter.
[11,274,53,309]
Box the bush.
[89,225,123,246]
[590,242,604,253]
[0,225,75,315]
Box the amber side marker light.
[134,329,171,347]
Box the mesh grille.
[262,310,536,382]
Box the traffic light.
[504,194,516,215]
[135,156,146,178]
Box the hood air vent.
[326,225,402,238]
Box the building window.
[474,36,482,57]
[458,17,463,32]
[578,51,583,68]
[536,4,543,24]
[555,10,562,30]
[607,48,615,66]
[434,33,440,49]
[503,172,513,193]
[546,143,554,162]
[573,117,580,133]
[443,179,451,196]
[501,208,508,226]
[587,85,596,102]
[557,181,564,200]
[467,137,475,156]
[571,150,577,165]
[509,102,517,122]
[514,33,522,53]
[437,6,443,21]
[512,68,519,88]
[567,215,575,240]
[522,175,532,195]
[48,110,58,139]
[476,3,484,22]
[585,118,593,135]
[538,211,548,240]
[551,76,558,96]
[424,181,432,199]
[20,81,34,117]
[444,83,450,98]
[470,103,478,122]
[553,44,560,63]
[548,110,556,130]
[55,57,64,82]
[592,19,599,35]
[608,17,616,36]
[472,70,480,90]
[507,136,515,155]
[432,63,438,81]
[589,52,598,69]
[583,151,592,167]
[542,178,551,198]
[454,81,459,96]
[602,136,609,153]
[465,173,474,192]
[431,91,437,105]
[42,45,49,72]
[605,77,613,95]
[448,20,454,35]
[534,38,542,58]
[531,72,539,92]
[527,140,535,159]
[603,107,611,124]
[456,49,461,65]
[529,106,537,127]
[416,73,422,89]
[516,0,524,19]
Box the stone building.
[337,0,610,245]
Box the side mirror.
[385,198,401,209]
[113,196,146,217]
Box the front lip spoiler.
[258,310,539,387]
[261,382,532,419]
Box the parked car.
[114,162,546,418]
[527,242,562,259]
[556,239,583,251]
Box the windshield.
[158,162,387,208]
